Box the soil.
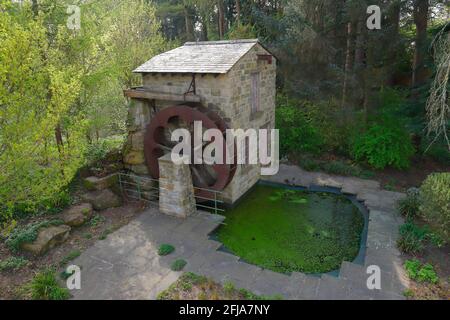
[294,153,449,192]
[0,201,146,300]
[402,243,450,300]
[373,156,449,192]
[157,272,278,300]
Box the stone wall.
[158,154,196,218]
[124,43,277,205]
[124,99,152,176]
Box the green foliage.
[170,259,187,272]
[30,269,70,300]
[276,96,324,156]
[158,244,175,256]
[398,188,421,219]
[0,256,29,272]
[5,219,64,252]
[405,260,439,284]
[0,0,165,224]
[223,281,236,295]
[226,23,257,40]
[295,154,375,179]
[59,250,81,267]
[89,214,106,227]
[403,289,415,298]
[352,122,415,170]
[84,136,125,166]
[397,222,427,254]
[419,173,450,240]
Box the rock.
[61,203,93,227]
[82,189,122,211]
[125,164,150,175]
[123,151,145,166]
[21,225,71,256]
[130,131,145,151]
[83,174,118,191]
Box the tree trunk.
[412,0,430,87]
[202,16,208,41]
[31,0,39,17]
[236,0,241,24]
[342,22,355,111]
[386,0,401,85]
[354,18,367,108]
[55,124,64,154]
[184,6,195,41]
[218,0,225,39]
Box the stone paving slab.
[70,165,407,300]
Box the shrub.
[397,222,427,254]
[0,256,29,272]
[30,269,70,300]
[170,259,187,271]
[419,173,450,240]
[398,188,421,219]
[352,122,415,170]
[158,244,175,256]
[5,219,64,252]
[405,259,439,284]
[276,96,324,156]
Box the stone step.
[339,261,408,297]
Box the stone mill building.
[123,39,276,216]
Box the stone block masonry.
[158,154,196,218]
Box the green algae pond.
[214,183,367,274]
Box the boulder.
[61,203,93,227]
[83,174,118,191]
[123,150,145,166]
[82,189,122,211]
[21,225,71,256]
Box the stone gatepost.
[158,154,196,218]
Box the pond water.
[214,183,366,274]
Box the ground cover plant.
[216,185,365,274]
[157,272,282,300]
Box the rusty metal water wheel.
[144,105,236,201]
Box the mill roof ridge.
[133,39,270,75]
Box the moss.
[216,185,365,274]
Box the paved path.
[71,165,409,300]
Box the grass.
[59,250,81,267]
[215,185,365,274]
[170,259,187,271]
[29,269,70,300]
[158,244,175,256]
[89,214,106,227]
[0,256,29,272]
[157,272,283,300]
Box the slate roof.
[133,39,262,74]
